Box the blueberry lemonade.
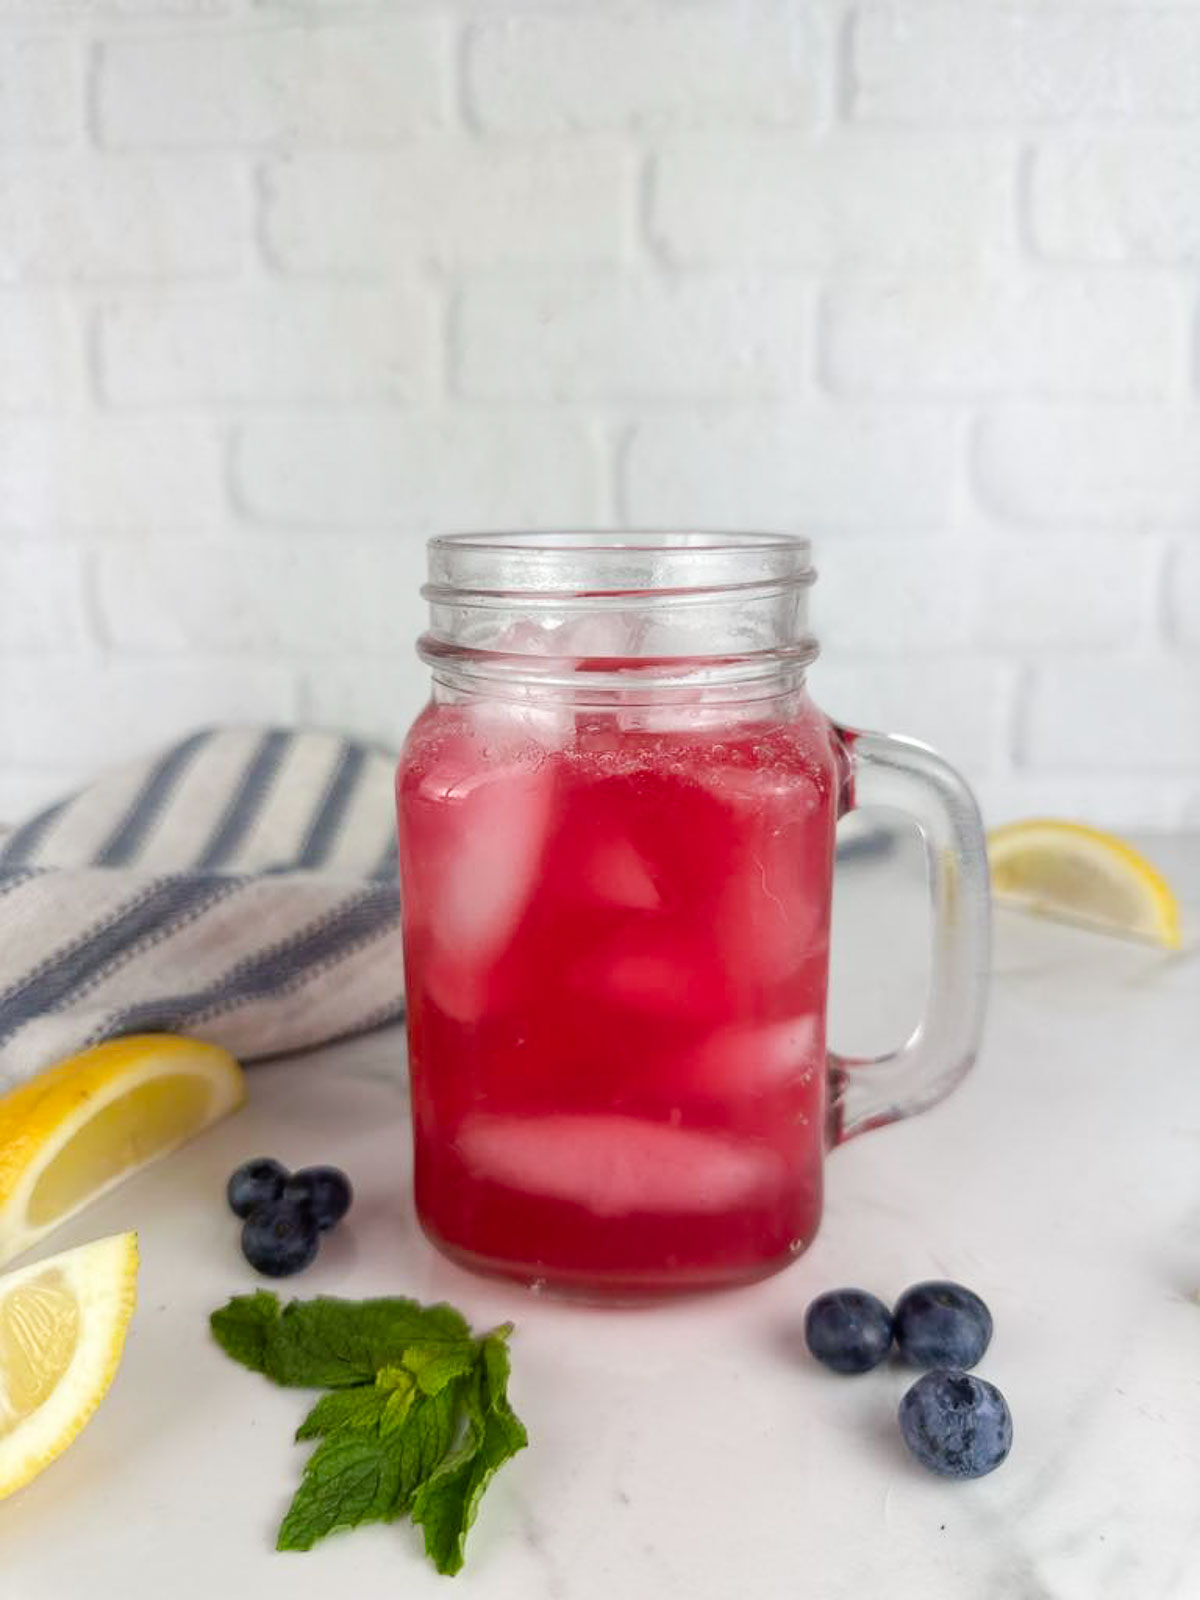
[398,687,840,1293]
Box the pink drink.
[397,689,841,1294]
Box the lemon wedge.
[987,819,1182,948]
[0,1036,245,1268]
[0,1230,138,1500]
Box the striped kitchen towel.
[0,728,405,1092]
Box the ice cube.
[456,1113,785,1216]
[569,834,661,911]
[420,944,492,1025]
[712,771,832,988]
[543,776,664,911]
[617,690,709,736]
[717,761,827,816]
[609,771,736,914]
[431,764,551,956]
[456,629,575,745]
[714,845,827,988]
[407,719,556,1019]
[472,686,572,748]
[573,922,729,1021]
[493,618,558,657]
[683,1016,821,1098]
[554,611,639,662]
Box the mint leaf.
[393,1379,462,1494]
[411,1336,528,1576]
[281,1383,464,1553]
[379,1372,417,1439]
[277,1431,406,1551]
[210,1291,527,1576]
[210,1294,471,1389]
[402,1341,479,1397]
[295,1387,387,1442]
[397,1322,512,1398]
[209,1290,281,1377]
[480,1331,519,1415]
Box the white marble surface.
[4,837,1200,1600]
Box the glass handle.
[827,727,991,1145]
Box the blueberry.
[241,1200,320,1278]
[899,1369,1012,1479]
[227,1157,289,1220]
[804,1288,895,1375]
[894,1281,993,1370]
[282,1166,353,1232]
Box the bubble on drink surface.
[456,1113,785,1217]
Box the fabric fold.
[0,728,405,1091]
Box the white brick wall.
[465,4,822,132]
[0,295,78,409]
[0,38,77,148]
[814,658,1013,777]
[1024,662,1200,771]
[623,409,957,530]
[1029,135,1200,264]
[851,7,1200,123]
[974,408,1200,528]
[0,659,299,778]
[652,133,1014,269]
[455,276,810,400]
[0,0,1197,831]
[262,141,635,272]
[0,156,245,281]
[97,287,437,404]
[94,537,430,655]
[96,22,449,146]
[235,415,599,529]
[0,418,226,532]
[973,537,1158,652]
[1172,546,1200,649]
[0,540,89,652]
[822,276,1182,399]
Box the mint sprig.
[210,1292,527,1575]
[412,1333,529,1575]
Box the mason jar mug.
[396,532,990,1296]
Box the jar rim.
[426,529,815,604]
[431,529,811,556]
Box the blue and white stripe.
[0,728,404,1090]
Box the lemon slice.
[0,1230,138,1500]
[988,819,1182,948]
[0,1036,245,1268]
